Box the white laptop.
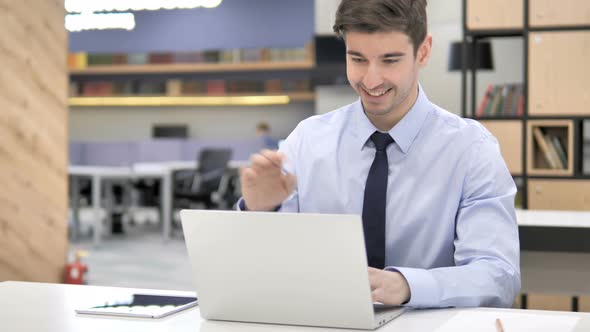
[180,209,406,330]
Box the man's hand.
[240,150,297,211]
[368,267,411,306]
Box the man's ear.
[417,34,432,67]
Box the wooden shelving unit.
[463,0,590,211]
[527,120,573,176]
[69,60,315,75]
[480,120,523,175]
[463,0,590,307]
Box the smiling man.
[239,0,521,308]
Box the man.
[256,122,279,150]
[239,0,520,308]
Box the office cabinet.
[530,0,590,27]
[528,179,590,210]
[528,31,590,116]
[527,293,572,311]
[480,120,522,175]
[466,0,523,30]
[526,120,573,176]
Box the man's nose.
[362,64,384,90]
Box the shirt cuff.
[384,266,440,308]
[236,197,247,211]
[236,198,281,212]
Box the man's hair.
[333,0,428,55]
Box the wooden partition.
[526,293,572,311]
[466,0,524,30]
[530,0,590,27]
[480,120,523,175]
[528,180,590,210]
[0,0,68,282]
[528,31,590,116]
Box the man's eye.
[351,57,366,63]
[383,59,399,64]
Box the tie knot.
[370,131,394,151]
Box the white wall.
[69,104,314,141]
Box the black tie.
[362,131,394,269]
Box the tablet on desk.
[75,293,198,318]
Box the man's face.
[345,30,430,118]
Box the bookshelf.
[68,46,316,107]
[462,0,590,210]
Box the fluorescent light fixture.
[65,0,223,13]
[69,95,291,107]
[66,13,136,32]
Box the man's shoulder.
[428,104,493,143]
[296,100,358,131]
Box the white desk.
[1,282,589,332]
[69,161,249,246]
[516,209,590,228]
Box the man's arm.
[385,135,521,308]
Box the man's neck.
[367,84,419,132]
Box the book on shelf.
[112,54,128,65]
[148,53,174,64]
[112,81,135,95]
[82,81,114,96]
[476,83,523,117]
[532,127,567,170]
[166,79,183,96]
[543,134,565,169]
[87,54,114,66]
[173,52,204,63]
[136,81,166,95]
[127,53,148,65]
[69,81,79,97]
[181,80,204,94]
[551,135,568,169]
[476,84,493,117]
[203,50,221,63]
[205,80,226,95]
[68,52,87,69]
[264,79,283,93]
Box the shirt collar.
[352,84,431,154]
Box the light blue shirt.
[274,86,520,308]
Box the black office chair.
[173,148,233,211]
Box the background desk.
[69,161,248,246]
[1,282,589,332]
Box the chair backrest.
[194,148,233,194]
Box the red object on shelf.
[64,252,88,285]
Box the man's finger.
[371,289,382,303]
[368,267,381,290]
[282,173,297,194]
[260,149,283,167]
[240,167,258,186]
[251,153,276,170]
